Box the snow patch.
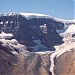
[55,18,75,24]
[20,13,51,20]
[65,24,75,33]
[12,51,18,54]
[0,32,13,39]
[0,21,3,24]
[5,21,9,24]
[40,24,47,34]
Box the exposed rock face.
[0,42,75,75]
[0,34,51,75]
[0,46,19,75]
[55,49,75,75]
[0,42,52,75]
[13,52,51,75]
[0,13,64,51]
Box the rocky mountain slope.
[0,13,65,51]
[0,31,75,75]
[0,13,75,75]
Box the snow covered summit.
[20,13,51,20]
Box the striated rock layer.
[55,49,75,75]
[0,46,75,75]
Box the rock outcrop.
[0,41,75,75]
[0,13,64,51]
[0,40,52,75]
[55,49,75,75]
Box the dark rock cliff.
[0,13,64,51]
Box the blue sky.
[0,0,74,20]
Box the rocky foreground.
[0,43,75,75]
